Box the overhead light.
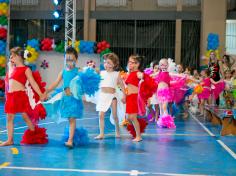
[53,0,62,6]
[53,10,61,19]
[53,24,61,32]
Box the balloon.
[0,40,6,55]
[205,49,220,60]
[0,3,8,16]
[0,66,5,76]
[27,39,40,51]
[97,40,111,53]
[55,41,65,53]
[0,55,6,65]
[0,0,9,3]
[207,33,219,50]
[25,46,39,63]
[79,40,95,54]
[100,48,112,57]
[97,43,102,48]
[106,43,110,48]
[0,27,6,39]
[101,41,106,45]
[75,40,80,53]
[0,16,7,26]
[41,38,53,51]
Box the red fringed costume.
[21,126,48,144]
[5,67,29,113]
[125,71,157,137]
[5,90,31,113]
[127,118,148,138]
[125,71,139,114]
[5,66,48,145]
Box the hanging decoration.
[96,40,110,54]
[55,41,65,53]
[25,46,39,64]
[40,60,49,69]
[41,38,53,51]
[201,33,220,69]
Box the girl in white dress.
[95,53,126,139]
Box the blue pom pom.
[80,68,101,96]
[62,127,89,146]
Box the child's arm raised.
[46,71,62,93]
[25,68,45,100]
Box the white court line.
[1,166,209,176]
[1,132,211,137]
[216,140,236,160]
[190,114,215,137]
[189,111,236,160]
[0,116,103,133]
[0,122,55,133]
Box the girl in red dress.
[125,55,146,142]
[0,47,47,146]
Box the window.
[11,0,39,5]
[96,0,127,7]
[226,20,236,55]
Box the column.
[200,0,227,65]
[175,0,182,64]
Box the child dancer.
[156,58,175,128]
[125,55,145,142]
[148,60,159,122]
[125,55,156,142]
[95,53,126,139]
[0,47,47,146]
[45,47,100,147]
[198,69,224,115]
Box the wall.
[35,52,100,86]
[11,0,84,11]
[11,0,201,12]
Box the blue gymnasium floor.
[0,101,236,176]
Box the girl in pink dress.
[198,69,224,115]
[156,58,175,128]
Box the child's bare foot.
[0,140,14,146]
[132,137,142,142]
[64,141,73,148]
[94,134,104,140]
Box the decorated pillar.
[0,0,9,97]
[200,0,227,67]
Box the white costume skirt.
[95,88,126,125]
[96,91,117,112]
